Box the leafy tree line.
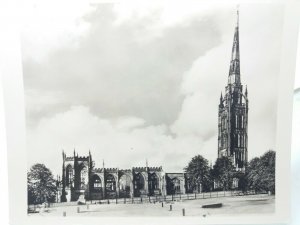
[27,150,275,205]
[184,150,275,194]
[243,150,276,194]
[28,163,57,205]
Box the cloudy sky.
[21,2,284,176]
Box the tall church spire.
[228,6,241,85]
[218,7,248,172]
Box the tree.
[212,157,235,190]
[237,168,248,192]
[246,150,275,194]
[27,163,57,205]
[245,157,260,192]
[184,155,211,192]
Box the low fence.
[39,190,265,209]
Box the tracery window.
[80,166,88,189]
[119,175,131,191]
[241,116,244,128]
[241,134,244,147]
[149,173,159,191]
[106,174,116,192]
[66,165,73,186]
[173,178,181,193]
[91,175,102,191]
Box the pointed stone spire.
[228,6,241,85]
[219,92,224,107]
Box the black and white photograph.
[10,0,297,222]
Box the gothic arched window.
[172,178,181,193]
[79,166,88,189]
[241,116,244,128]
[119,174,131,191]
[149,173,159,191]
[66,165,73,186]
[106,174,116,192]
[91,174,102,191]
[241,134,244,147]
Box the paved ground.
[29,194,275,217]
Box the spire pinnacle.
[228,7,241,85]
[237,5,239,27]
[220,92,223,103]
[219,92,224,107]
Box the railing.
[41,190,266,208]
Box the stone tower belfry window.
[241,115,244,128]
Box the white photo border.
[1,0,299,224]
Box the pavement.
[28,194,275,217]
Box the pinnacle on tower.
[228,6,241,85]
[220,92,224,107]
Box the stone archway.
[172,178,181,194]
[90,174,103,200]
[148,173,160,196]
[91,174,102,191]
[78,164,88,189]
[119,174,131,198]
[105,174,117,198]
[134,173,145,197]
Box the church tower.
[218,8,248,171]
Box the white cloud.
[24,3,283,175]
[27,106,205,176]
[20,1,95,62]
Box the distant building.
[218,8,248,172]
[58,150,189,202]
